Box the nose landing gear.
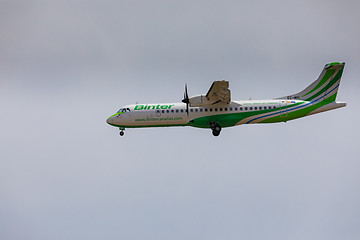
[119,127,125,136]
[210,122,221,136]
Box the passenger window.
[171,110,174,113]
[230,107,233,111]
[225,108,228,111]
[200,108,203,112]
[162,110,165,113]
[234,107,238,111]
[215,108,218,111]
[259,107,262,110]
[254,107,257,110]
[210,108,213,112]
[245,107,248,110]
[195,109,198,112]
[156,110,160,113]
[273,106,276,109]
[205,108,208,112]
[240,107,243,111]
[250,107,253,110]
[176,109,179,113]
[180,109,184,113]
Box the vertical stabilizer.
[276,62,345,103]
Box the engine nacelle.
[189,95,212,107]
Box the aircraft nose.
[106,116,115,125]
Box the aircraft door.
[280,100,288,118]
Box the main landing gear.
[119,127,125,136]
[210,122,222,137]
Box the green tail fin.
[277,62,345,102]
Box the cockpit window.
[117,108,131,113]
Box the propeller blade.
[182,84,189,103]
[182,84,190,116]
[186,102,189,116]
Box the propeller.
[182,84,190,116]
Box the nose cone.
[106,116,116,126]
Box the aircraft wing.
[206,80,231,104]
[188,80,231,107]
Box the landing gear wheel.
[210,122,222,137]
[119,131,125,136]
[212,129,220,136]
[214,125,221,132]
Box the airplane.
[106,62,346,136]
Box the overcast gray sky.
[1,0,360,239]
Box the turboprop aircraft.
[106,62,346,136]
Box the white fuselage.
[107,100,292,128]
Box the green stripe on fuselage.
[188,103,303,128]
[260,94,336,123]
[108,123,189,128]
[108,112,124,119]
